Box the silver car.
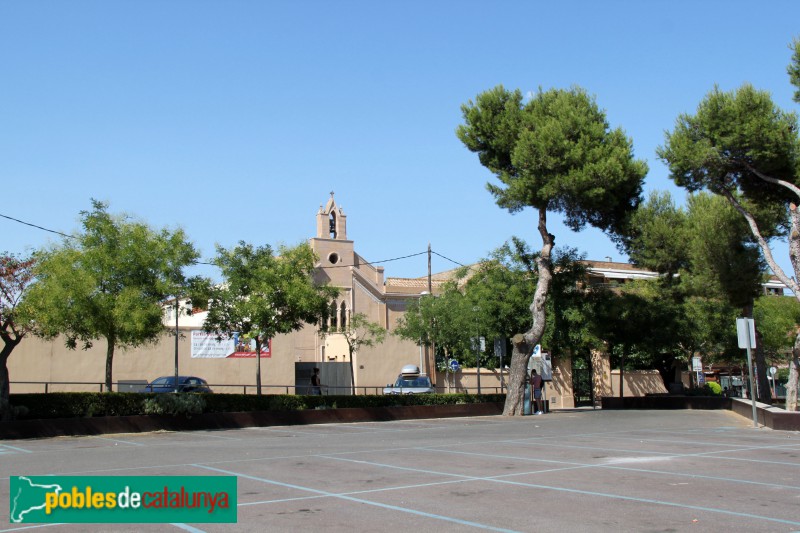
[383,374,434,395]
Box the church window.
[329,211,337,239]
[340,302,348,331]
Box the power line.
[432,250,466,267]
[326,251,428,268]
[0,211,218,265]
[1,211,469,271]
[0,212,74,239]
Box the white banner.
[190,330,272,358]
[191,331,236,358]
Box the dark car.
[142,376,213,393]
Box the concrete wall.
[8,326,425,395]
[9,330,291,394]
[609,370,668,397]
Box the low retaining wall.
[0,402,505,440]
[729,398,800,431]
[602,395,800,431]
[601,396,731,410]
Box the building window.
[329,211,337,239]
[340,302,348,331]
[330,302,338,330]
[328,252,339,264]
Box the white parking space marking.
[0,444,32,454]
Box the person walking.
[530,368,544,415]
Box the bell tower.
[316,191,347,240]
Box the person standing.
[530,368,544,415]
[311,368,323,395]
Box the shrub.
[142,394,206,417]
[10,392,147,419]
[705,382,722,396]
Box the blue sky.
[2,1,799,281]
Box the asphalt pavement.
[1,408,799,532]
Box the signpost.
[448,359,460,391]
[736,318,758,428]
[692,356,703,389]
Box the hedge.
[8,392,506,421]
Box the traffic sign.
[736,318,756,349]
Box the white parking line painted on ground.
[428,446,800,491]
[0,444,32,454]
[89,436,145,446]
[170,523,207,533]
[192,463,522,533]
[0,522,64,532]
[321,451,800,528]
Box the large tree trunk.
[0,331,22,421]
[503,207,555,415]
[787,333,800,411]
[256,337,263,396]
[504,334,535,415]
[0,345,14,421]
[104,337,115,393]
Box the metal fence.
[10,380,502,395]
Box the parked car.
[142,376,213,393]
[383,365,434,395]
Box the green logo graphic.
[10,476,237,523]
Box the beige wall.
[8,326,422,395]
[355,334,422,389]
[609,370,668,397]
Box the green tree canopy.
[658,51,800,409]
[789,37,800,104]
[623,191,691,275]
[23,200,199,391]
[754,295,800,360]
[201,241,338,395]
[457,85,647,414]
[623,191,770,393]
[394,277,472,365]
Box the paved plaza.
[1,408,799,532]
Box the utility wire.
[1,212,469,270]
[432,250,466,267]
[1,211,218,265]
[0,212,74,239]
[325,251,428,268]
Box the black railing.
[10,381,503,395]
